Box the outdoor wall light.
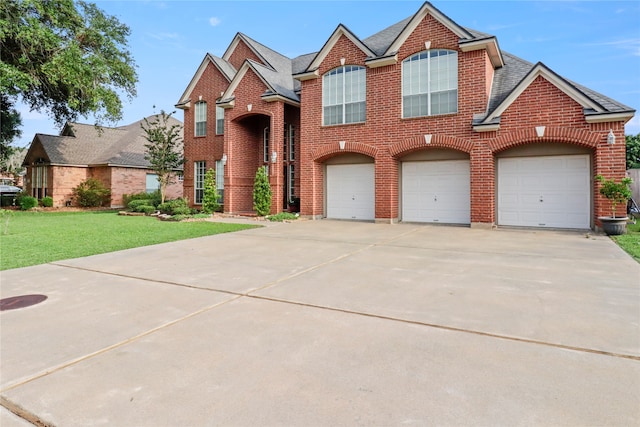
[607,129,616,145]
[221,154,227,165]
[271,151,277,163]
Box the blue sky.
[13,0,640,148]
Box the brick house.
[177,2,634,229]
[22,116,183,207]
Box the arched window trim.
[322,65,366,126]
[402,49,458,118]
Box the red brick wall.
[182,61,227,207]
[51,166,88,207]
[108,167,183,207]
[228,40,263,70]
[298,13,627,227]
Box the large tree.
[0,95,22,162]
[627,133,640,170]
[0,0,138,145]
[141,111,184,204]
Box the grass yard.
[611,221,640,262]
[0,210,258,270]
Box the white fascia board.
[385,2,473,56]
[293,69,320,81]
[483,64,604,124]
[365,54,398,68]
[261,93,301,107]
[176,53,231,106]
[473,123,500,132]
[306,25,376,72]
[175,101,191,110]
[584,111,635,124]
[459,38,504,68]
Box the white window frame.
[194,161,206,204]
[322,65,366,126]
[402,50,458,118]
[195,101,207,137]
[288,164,295,202]
[215,160,224,204]
[288,124,295,161]
[216,105,224,135]
[263,127,270,163]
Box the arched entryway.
[225,113,272,214]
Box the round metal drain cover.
[0,294,48,311]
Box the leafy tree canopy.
[627,133,640,169]
[0,0,138,129]
[141,110,184,204]
[0,95,22,162]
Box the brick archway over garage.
[311,141,379,163]
[389,134,472,159]
[488,127,600,154]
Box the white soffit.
[305,25,377,72]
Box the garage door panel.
[326,164,375,220]
[498,155,590,229]
[402,159,470,224]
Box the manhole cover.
[0,294,48,311]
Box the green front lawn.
[0,210,257,270]
[611,221,640,262]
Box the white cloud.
[146,32,180,41]
[583,38,640,57]
[626,115,640,136]
[209,16,221,27]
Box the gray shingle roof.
[31,116,183,169]
[205,1,633,120]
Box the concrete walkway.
[1,220,639,426]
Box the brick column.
[470,142,495,227]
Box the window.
[288,124,295,161]
[263,127,270,163]
[194,161,206,204]
[288,164,295,201]
[215,160,225,204]
[402,50,458,118]
[31,165,48,199]
[216,105,224,135]
[322,65,366,125]
[195,102,207,136]
[146,174,159,193]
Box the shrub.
[73,178,111,207]
[123,190,161,208]
[41,196,54,207]
[202,168,219,214]
[157,198,190,216]
[127,200,156,214]
[266,212,299,222]
[253,166,271,216]
[19,196,38,210]
[138,205,157,215]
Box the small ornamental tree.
[596,175,632,218]
[141,110,184,204]
[253,166,272,216]
[202,168,219,214]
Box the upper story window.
[402,50,458,118]
[216,105,224,135]
[322,65,366,126]
[195,101,207,136]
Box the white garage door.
[497,155,590,229]
[402,160,470,224]
[326,164,375,220]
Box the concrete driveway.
[1,220,639,426]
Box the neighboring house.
[22,116,184,207]
[176,1,634,230]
